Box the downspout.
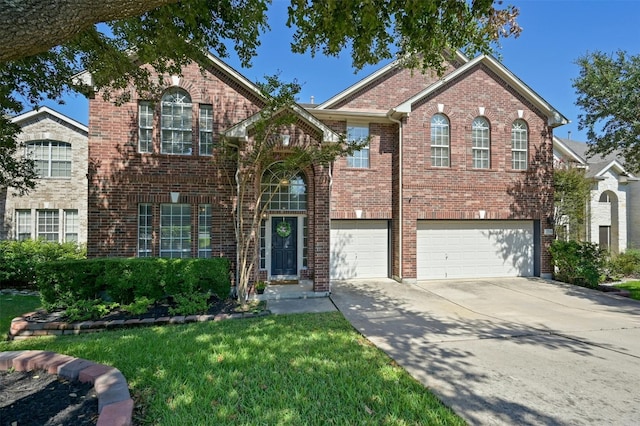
[328,160,333,293]
[387,111,403,282]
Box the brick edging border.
[9,310,271,340]
[0,350,133,426]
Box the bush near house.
[0,240,86,289]
[36,257,231,320]
[609,249,640,278]
[550,240,607,288]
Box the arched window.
[512,119,528,170]
[261,166,307,211]
[26,140,72,177]
[430,114,450,167]
[161,88,192,155]
[472,117,490,169]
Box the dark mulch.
[0,369,98,426]
[2,295,253,425]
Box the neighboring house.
[85,51,566,292]
[0,107,88,244]
[553,137,640,252]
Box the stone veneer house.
[0,107,88,244]
[85,51,567,292]
[553,137,640,252]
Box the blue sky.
[43,0,640,142]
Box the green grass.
[0,293,41,336]
[615,280,640,300]
[0,312,464,425]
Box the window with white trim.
[511,119,528,170]
[198,204,212,258]
[260,219,266,269]
[261,167,307,211]
[138,204,153,257]
[472,117,490,169]
[430,114,450,167]
[139,101,154,153]
[16,210,31,241]
[64,209,78,242]
[346,124,370,168]
[161,88,193,155]
[199,105,214,156]
[160,204,191,258]
[26,141,72,178]
[37,210,59,242]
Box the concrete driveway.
[330,277,640,425]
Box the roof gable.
[394,55,568,127]
[11,106,88,134]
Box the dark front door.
[271,216,297,276]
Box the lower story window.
[160,204,191,258]
[138,204,153,257]
[198,204,212,258]
[37,210,59,242]
[16,210,31,241]
[64,210,78,242]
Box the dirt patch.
[0,369,98,426]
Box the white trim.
[11,106,88,133]
[265,214,307,279]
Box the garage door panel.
[417,220,533,279]
[330,220,388,279]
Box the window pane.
[37,210,59,242]
[160,204,191,258]
[512,120,528,170]
[261,168,307,211]
[198,204,212,258]
[472,117,490,169]
[346,124,369,168]
[26,141,71,178]
[161,89,193,155]
[431,114,450,167]
[139,102,153,153]
[199,105,214,156]
[16,210,31,241]
[64,210,78,242]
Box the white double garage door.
[330,220,534,280]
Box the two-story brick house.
[86,51,566,292]
[1,107,88,244]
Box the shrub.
[609,249,640,278]
[550,240,607,288]
[0,240,86,289]
[36,257,231,320]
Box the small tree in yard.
[553,165,592,241]
[218,76,365,303]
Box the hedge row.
[36,257,231,317]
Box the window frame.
[160,88,193,155]
[26,140,72,178]
[198,204,212,258]
[199,104,214,156]
[138,204,153,257]
[472,117,491,169]
[159,203,192,258]
[138,101,154,153]
[37,209,60,242]
[346,124,370,168]
[430,114,450,167]
[16,210,31,241]
[64,209,79,242]
[511,119,528,170]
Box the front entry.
[271,216,297,276]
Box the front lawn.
[615,281,640,300]
[0,293,41,336]
[0,312,464,425]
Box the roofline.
[224,104,341,143]
[307,108,395,123]
[553,136,586,165]
[317,51,471,110]
[11,106,88,133]
[396,55,569,128]
[595,159,637,180]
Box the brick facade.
[1,108,88,244]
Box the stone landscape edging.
[0,350,133,426]
[8,309,271,340]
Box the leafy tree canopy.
[0,0,520,192]
[574,50,640,173]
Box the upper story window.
[161,88,193,155]
[472,117,490,169]
[199,105,214,156]
[26,140,71,178]
[346,124,370,168]
[430,114,450,167]
[139,101,154,153]
[511,119,528,170]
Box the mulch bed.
[2,295,250,425]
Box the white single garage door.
[330,220,388,279]
[417,220,534,279]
